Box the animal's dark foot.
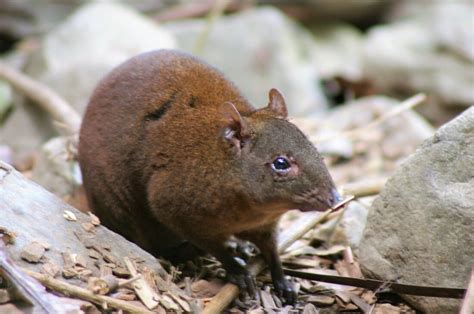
[225,238,259,262]
[227,270,257,298]
[273,277,297,305]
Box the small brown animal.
[78,50,340,303]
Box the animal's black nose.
[330,188,343,207]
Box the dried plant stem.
[341,178,386,198]
[22,268,152,313]
[317,93,426,143]
[0,61,81,134]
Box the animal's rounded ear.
[267,88,288,119]
[220,102,250,154]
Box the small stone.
[20,242,45,263]
[41,262,60,277]
[307,295,335,307]
[63,210,77,221]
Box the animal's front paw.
[273,277,297,305]
[227,270,256,298]
[225,239,259,262]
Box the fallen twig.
[203,196,354,313]
[341,178,386,198]
[22,268,152,313]
[0,240,79,312]
[0,61,81,134]
[282,269,466,299]
[154,0,246,22]
[317,93,426,143]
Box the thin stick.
[22,268,152,313]
[341,178,386,198]
[0,61,81,134]
[317,93,426,143]
[203,197,354,313]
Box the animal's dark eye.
[272,156,291,173]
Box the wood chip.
[74,254,87,268]
[375,303,402,314]
[260,289,277,310]
[124,257,159,310]
[100,264,114,277]
[113,266,131,278]
[302,303,319,314]
[191,279,224,298]
[20,242,45,263]
[159,294,180,312]
[41,261,60,278]
[168,293,192,313]
[114,288,137,301]
[62,252,75,268]
[88,249,101,260]
[88,275,120,295]
[306,295,335,307]
[35,239,51,251]
[88,212,101,226]
[0,227,16,245]
[62,267,78,279]
[77,268,94,281]
[313,244,346,256]
[102,251,118,265]
[81,222,95,232]
[63,210,77,221]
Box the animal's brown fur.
[78,50,340,303]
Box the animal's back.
[78,50,252,252]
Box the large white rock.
[165,7,328,116]
[363,2,474,107]
[0,2,175,159]
[359,107,474,312]
[26,2,176,112]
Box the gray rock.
[31,136,82,197]
[165,7,328,116]
[311,23,365,80]
[294,96,434,160]
[0,2,176,159]
[26,2,176,113]
[363,3,474,107]
[359,107,474,313]
[0,160,167,282]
